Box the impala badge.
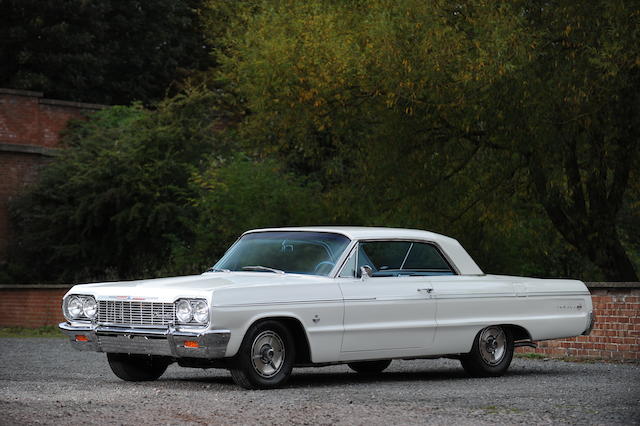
[153,313,174,320]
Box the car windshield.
[211,231,351,276]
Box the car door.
[338,241,443,354]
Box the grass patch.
[0,325,65,338]
[516,352,546,360]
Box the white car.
[60,227,594,389]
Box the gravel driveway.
[0,338,638,425]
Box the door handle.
[417,288,433,295]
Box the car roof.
[243,226,484,275]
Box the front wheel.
[107,353,171,381]
[348,360,392,374]
[230,320,295,389]
[460,326,513,377]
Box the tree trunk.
[590,232,639,282]
[536,197,638,281]
[529,152,639,281]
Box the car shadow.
[284,366,561,388]
[162,363,562,389]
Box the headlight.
[175,299,209,325]
[64,295,97,321]
[176,299,193,323]
[67,296,83,319]
[82,297,97,319]
[193,300,209,324]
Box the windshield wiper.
[207,268,230,272]
[241,265,285,274]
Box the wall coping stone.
[0,88,44,98]
[0,87,106,110]
[39,98,106,110]
[0,142,58,156]
[586,282,640,289]
[0,284,73,289]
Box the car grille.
[97,300,175,326]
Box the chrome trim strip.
[217,299,344,308]
[59,322,93,333]
[434,291,590,300]
[342,298,377,302]
[369,296,427,302]
[434,293,515,300]
[526,291,591,297]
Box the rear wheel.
[230,320,295,389]
[107,353,170,381]
[460,326,514,377]
[348,360,392,374]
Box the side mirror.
[360,265,373,280]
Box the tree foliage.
[6,88,328,283]
[9,89,225,282]
[210,0,640,280]
[0,0,213,104]
[166,155,329,275]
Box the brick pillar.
[0,88,105,262]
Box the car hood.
[65,272,331,303]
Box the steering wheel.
[313,261,335,274]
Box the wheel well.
[252,316,312,365]
[501,324,532,341]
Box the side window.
[338,247,357,278]
[403,243,451,271]
[358,241,410,271]
[357,241,454,277]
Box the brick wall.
[0,285,70,328]
[0,88,105,260]
[0,154,44,253]
[517,283,640,361]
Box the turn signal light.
[184,340,199,348]
[75,335,89,342]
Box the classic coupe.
[60,227,594,389]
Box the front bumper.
[59,322,230,359]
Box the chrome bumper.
[582,311,596,336]
[59,322,230,359]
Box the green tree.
[0,0,213,104]
[9,88,225,282]
[166,154,330,274]
[6,86,328,283]
[211,0,639,280]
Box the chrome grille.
[97,300,175,326]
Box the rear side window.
[403,243,451,271]
[357,241,454,277]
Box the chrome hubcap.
[479,326,506,366]
[251,331,285,378]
